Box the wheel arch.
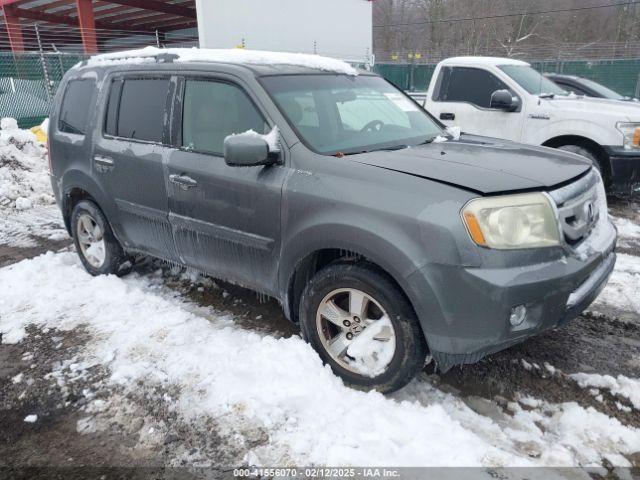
[279,227,433,334]
[542,134,611,180]
[60,170,118,238]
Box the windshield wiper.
[376,144,408,151]
[419,134,447,145]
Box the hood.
[349,135,592,194]
[543,95,640,121]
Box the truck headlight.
[616,122,640,149]
[462,193,560,249]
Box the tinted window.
[59,79,95,135]
[182,80,267,155]
[436,66,510,108]
[116,78,169,143]
[104,78,123,137]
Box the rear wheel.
[299,262,427,393]
[71,200,132,276]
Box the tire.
[299,262,427,393]
[71,200,133,277]
[556,144,608,183]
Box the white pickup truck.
[423,56,640,193]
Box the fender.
[60,169,124,243]
[277,221,447,339]
[529,118,615,147]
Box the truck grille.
[548,170,601,247]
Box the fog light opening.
[509,305,527,326]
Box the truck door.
[166,75,286,295]
[427,66,524,142]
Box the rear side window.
[59,79,95,135]
[435,66,510,108]
[182,79,267,155]
[105,78,169,143]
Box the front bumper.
[407,220,617,372]
[604,146,640,194]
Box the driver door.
[428,66,524,142]
[167,75,287,294]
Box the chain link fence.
[0,51,87,128]
[3,46,640,129]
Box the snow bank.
[86,46,358,76]
[2,252,640,467]
[590,253,640,322]
[570,373,640,410]
[0,117,54,211]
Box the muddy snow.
[1,120,640,475]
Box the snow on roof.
[85,46,359,75]
[439,56,530,67]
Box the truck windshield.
[260,74,443,155]
[499,65,567,96]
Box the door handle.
[440,112,455,121]
[93,155,114,171]
[169,174,198,189]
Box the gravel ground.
[1,198,639,476]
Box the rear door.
[92,74,178,260]
[429,66,524,141]
[166,74,286,294]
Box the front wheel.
[299,262,427,393]
[556,144,608,184]
[71,200,132,276]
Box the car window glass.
[59,79,95,135]
[262,74,442,155]
[116,78,169,143]
[437,66,510,108]
[336,88,411,130]
[182,80,267,155]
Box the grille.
[548,170,601,247]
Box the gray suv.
[49,50,617,393]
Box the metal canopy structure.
[0,0,197,53]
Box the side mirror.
[490,89,519,111]
[223,134,275,167]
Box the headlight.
[462,193,560,249]
[616,122,640,150]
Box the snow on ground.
[0,117,54,212]
[570,373,640,410]
[588,253,640,323]
[2,251,640,469]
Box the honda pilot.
[48,48,617,393]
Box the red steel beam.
[76,0,97,53]
[6,6,150,31]
[2,4,25,52]
[100,0,195,19]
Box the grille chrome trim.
[548,169,601,247]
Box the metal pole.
[155,29,161,48]
[35,24,52,101]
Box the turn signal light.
[463,211,487,246]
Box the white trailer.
[194,0,373,66]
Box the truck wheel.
[299,262,427,393]
[557,144,607,182]
[71,200,132,277]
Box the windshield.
[575,77,625,100]
[260,75,443,155]
[499,65,567,96]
